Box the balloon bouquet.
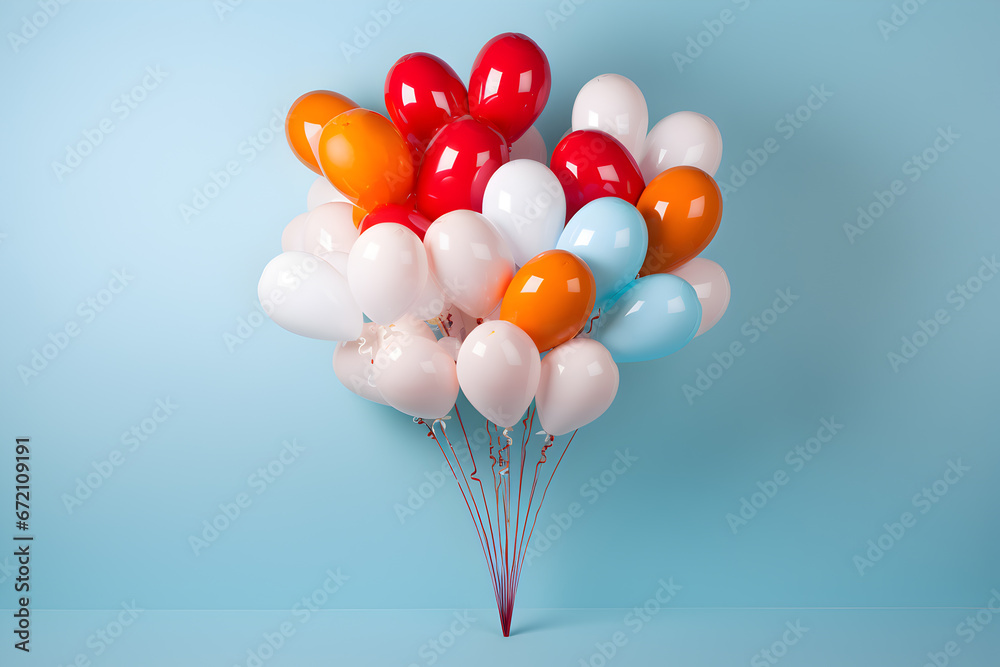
[259,33,730,636]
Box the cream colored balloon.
[423,210,515,318]
[373,336,459,419]
[281,213,310,252]
[535,338,619,436]
[302,202,358,256]
[482,160,566,267]
[258,251,362,341]
[571,74,649,160]
[307,176,351,210]
[408,272,447,322]
[333,322,388,405]
[669,257,731,336]
[509,125,547,163]
[639,111,723,182]
[456,320,540,428]
[347,223,428,325]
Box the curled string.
[499,427,513,527]
[358,333,374,361]
[538,433,554,464]
[499,428,512,477]
[488,438,499,490]
[584,308,602,334]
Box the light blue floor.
[20,607,1000,666]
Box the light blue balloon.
[556,197,648,306]
[591,274,702,363]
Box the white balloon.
[408,272,447,321]
[423,210,514,318]
[302,202,358,256]
[535,338,619,436]
[281,213,310,252]
[258,251,362,341]
[482,160,566,267]
[456,321,540,428]
[333,322,388,405]
[320,251,349,275]
[307,176,351,210]
[348,223,428,325]
[481,302,501,322]
[509,125,547,163]
[640,111,723,182]
[670,257,731,336]
[383,312,436,342]
[373,335,459,419]
[437,336,462,361]
[571,74,649,160]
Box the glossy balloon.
[373,335,459,419]
[638,166,722,275]
[468,33,550,143]
[302,202,358,255]
[286,90,358,174]
[670,258,731,336]
[281,212,310,252]
[456,320,541,427]
[359,202,432,240]
[415,116,509,221]
[385,52,469,150]
[333,322,388,405]
[482,160,566,267]
[550,130,644,220]
[640,111,723,183]
[557,197,648,306]
[321,251,349,276]
[509,125,547,163]
[347,223,428,324]
[307,176,352,210]
[423,210,515,317]
[591,274,701,363]
[571,74,648,160]
[437,336,462,361]
[536,338,619,436]
[382,312,437,342]
[500,250,596,352]
[258,251,362,341]
[407,272,447,321]
[318,108,415,211]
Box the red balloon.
[550,129,645,221]
[385,53,469,152]
[468,33,550,143]
[415,116,509,221]
[359,202,432,240]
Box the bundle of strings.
[416,407,576,636]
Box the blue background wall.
[2,0,998,664]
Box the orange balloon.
[318,109,416,211]
[638,166,722,276]
[500,250,596,352]
[285,90,358,174]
